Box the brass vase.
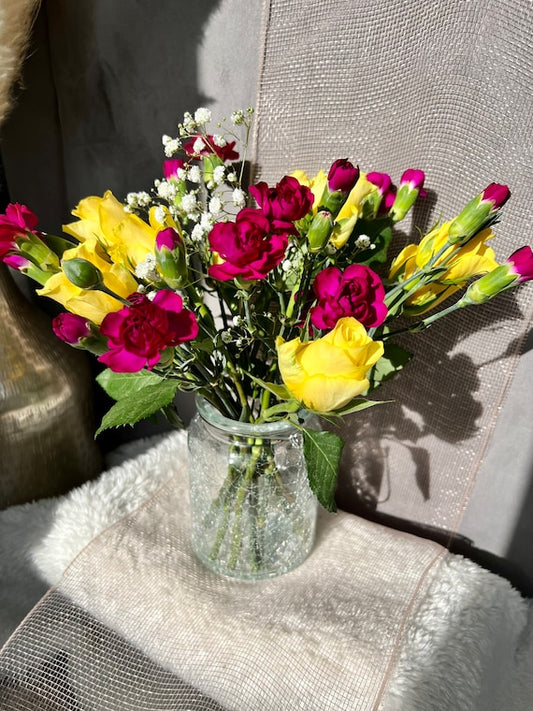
[0,264,102,509]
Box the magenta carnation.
[156,227,182,251]
[163,159,186,180]
[310,265,388,330]
[52,313,91,345]
[249,176,313,230]
[98,291,198,373]
[327,159,359,193]
[507,246,533,283]
[0,203,39,259]
[208,208,288,282]
[481,183,510,210]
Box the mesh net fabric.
[1,0,532,709]
[252,0,533,538]
[0,433,445,711]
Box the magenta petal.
[99,310,127,340]
[98,347,148,373]
[508,246,533,282]
[156,227,181,251]
[167,309,199,342]
[482,183,510,209]
[208,263,240,281]
[367,172,392,195]
[313,266,342,298]
[401,169,425,190]
[153,289,183,313]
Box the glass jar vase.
[187,397,317,580]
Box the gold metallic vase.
[0,264,102,509]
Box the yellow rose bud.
[276,317,384,412]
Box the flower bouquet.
[2,107,532,578]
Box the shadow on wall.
[1,0,221,226]
[0,0,221,453]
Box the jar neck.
[195,395,308,439]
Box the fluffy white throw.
[1,431,532,710]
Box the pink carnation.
[310,265,388,330]
[163,159,186,180]
[507,246,533,283]
[208,208,288,282]
[98,291,198,373]
[52,313,91,345]
[327,159,359,193]
[0,203,38,258]
[249,176,313,231]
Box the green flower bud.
[447,197,492,245]
[459,265,517,306]
[448,184,510,246]
[155,227,187,288]
[318,187,346,217]
[307,210,334,252]
[63,258,104,289]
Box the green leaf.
[350,221,393,268]
[96,368,167,400]
[244,373,292,401]
[332,397,389,416]
[368,342,412,391]
[95,379,179,436]
[302,428,344,512]
[261,400,301,421]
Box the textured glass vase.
[188,397,317,580]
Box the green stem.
[382,299,465,339]
[228,442,262,570]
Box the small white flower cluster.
[162,134,181,157]
[209,196,223,215]
[135,253,159,282]
[355,235,376,250]
[230,107,254,126]
[154,179,178,202]
[187,165,202,183]
[212,134,227,148]
[125,191,152,212]
[194,107,211,126]
[232,188,246,208]
[181,191,199,220]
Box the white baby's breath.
[355,235,372,249]
[194,107,211,126]
[232,188,246,208]
[213,165,226,185]
[187,165,202,183]
[209,197,223,215]
[181,192,198,214]
[135,254,158,281]
[212,134,227,148]
[192,137,206,154]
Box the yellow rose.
[37,238,138,324]
[276,317,384,412]
[389,222,498,314]
[63,190,158,268]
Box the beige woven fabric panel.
[253,0,533,538]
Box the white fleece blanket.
[1,431,532,710]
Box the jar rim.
[195,395,310,438]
